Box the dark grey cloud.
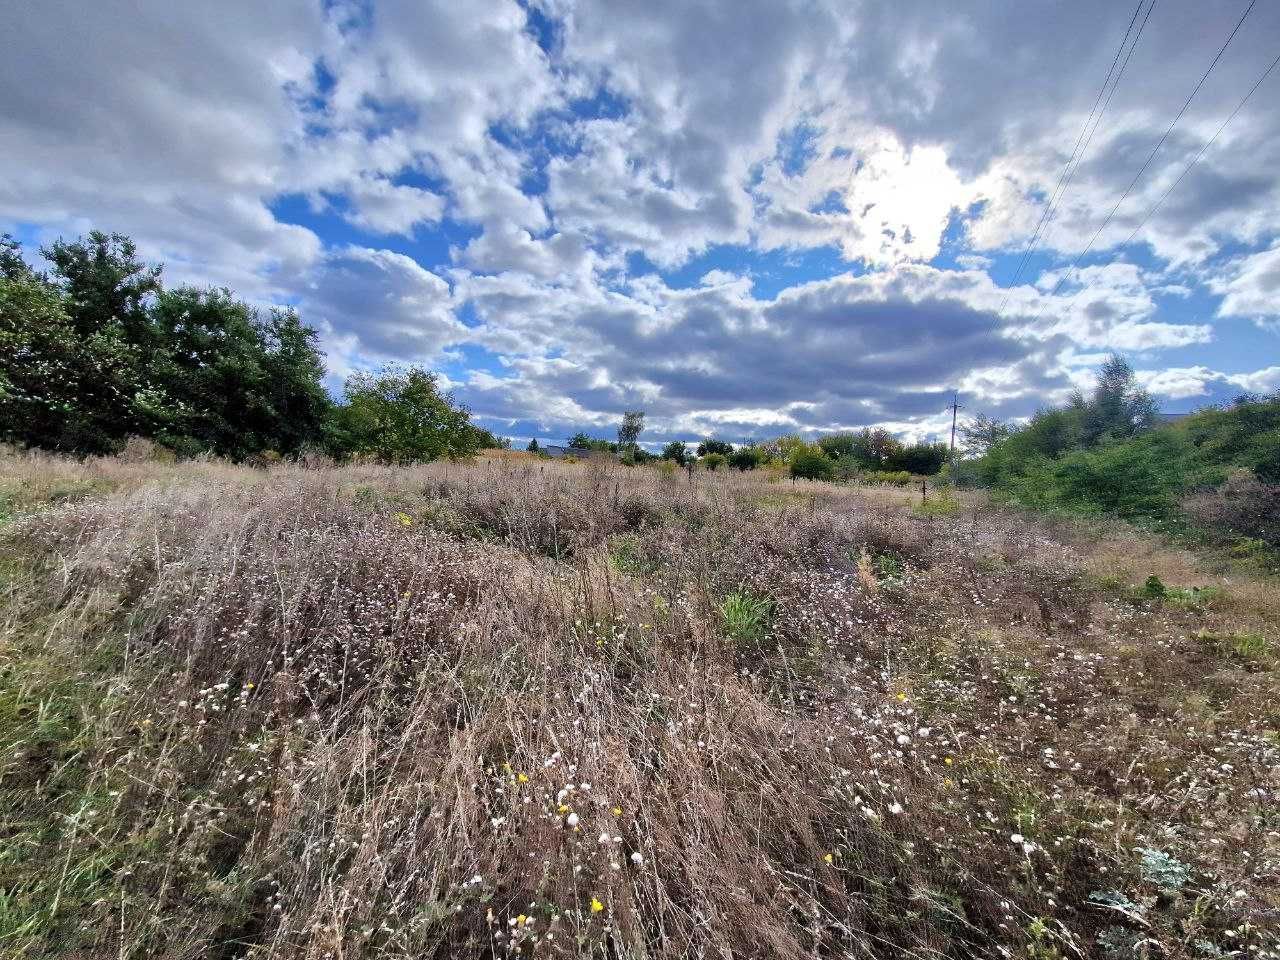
[454,266,1076,442]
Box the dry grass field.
[0,450,1276,959]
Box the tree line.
[959,355,1279,547]
[530,421,950,481]
[0,231,504,462]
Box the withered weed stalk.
[0,448,1276,959]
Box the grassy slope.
[984,398,1280,527]
[0,452,1276,959]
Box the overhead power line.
[1035,0,1259,303]
[1047,47,1280,318]
[995,0,1156,314]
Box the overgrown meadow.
[1,451,1276,959]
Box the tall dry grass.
[1,451,1276,959]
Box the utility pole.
[948,392,963,461]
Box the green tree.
[0,271,163,453]
[471,428,508,449]
[148,288,329,458]
[891,442,949,475]
[768,434,808,463]
[661,440,688,465]
[1,234,33,281]
[728,446,765,471]
[959,414,1010,455]
[701,452,726,471]
[567,432,615,452]
[697,438,733,457]
[43,231,162,346]
[257,307,332,456]
[527,438,541,453]
[816,432,857,460]
[857,427,903,468]
[1075,354,1157,446]
[617,410,645,454]
[831,454,862,480]
[330,365,482,463]
[28,232,176,450]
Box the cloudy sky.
[4,0,1279,447]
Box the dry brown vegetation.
[1,451,1277,959]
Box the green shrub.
[916,489,961,516]
[869,552,905,586]
[972,370,1280,533]
[789,446,834,481]
[999,432,1186,520]
[1163,584,1222,610]
[328,365,485,464]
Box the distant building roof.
[541,444,600,459]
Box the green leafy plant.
[916,489,961,516]
[1163,585,1223,610]
[1136,847,1190,892]
[720,591,773,647]
[1196,629,1273,668]
[610,536,660,576]
[1227,631,1271,662]
[872,552,904,583]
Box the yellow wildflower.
[944,757,954,766]
[590,897,604,914]
[395,512,413,526]
[558,804,570,814]
[612,806,622,816]
[823,853,833,864]
[517,772,529,783]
